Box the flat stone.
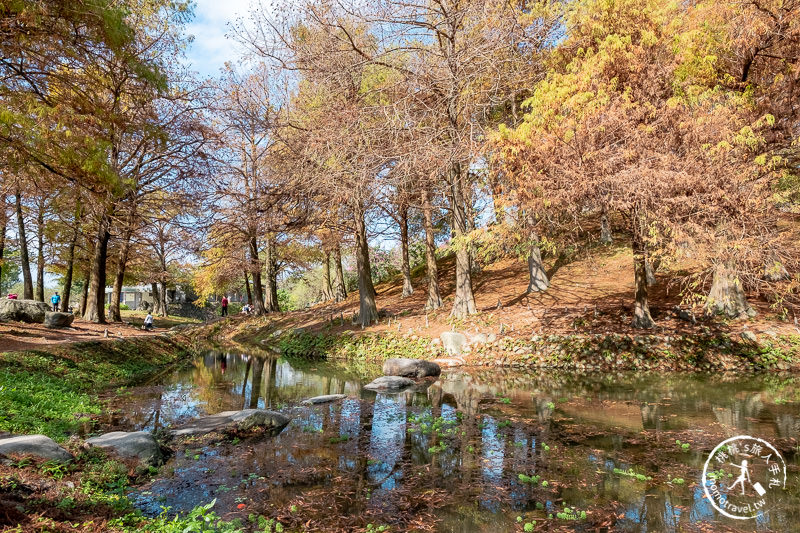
[85,431,164,466]
[0,299,50,323]
[0,435,73,463]
[363,376,416,392]
[301,394,347,405]
[170,409,290,437]
[382,358,441,378]
[44,311,75,328]
[440,331,467,355]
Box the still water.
[109,350,800,532]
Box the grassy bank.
[0,336,195,441]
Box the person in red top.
[221,296,229,317]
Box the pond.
[107,349,800,532]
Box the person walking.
[221,296,229,317]
[50,291,61,312]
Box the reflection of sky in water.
[117,351,800,532]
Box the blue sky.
[184,0,254,77]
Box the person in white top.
[143,312,154,331]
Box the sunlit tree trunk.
[632,211,655,329]
[423,190,442,310]
[85,212,111,323]
[109,207,135,322]
[151,282,162,315]
[15,191,33,299]
[354,203,377,326]
[249,234,266,315]
[264,236,279,312]
[449,167,476,318]
[399,204,414,298]
[527,238,550,293]
[332,243,347,302]
[705,261,756,318]
[0,215,6,294]
[322,251,333,300]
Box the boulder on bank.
[0,435,73,463]
[364,376,417,392]
[170,409,290,437]
[440,331,467,355]
[44,311,75,328]
[383,358,441,378]
[0,299,50,323]
[301,394,347,405]
[85,431,165,466]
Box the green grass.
[0,337,193,441]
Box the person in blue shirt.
[51,292,61,312]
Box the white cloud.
[184,0,255,77]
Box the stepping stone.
[364,376,417,392]
[0,435,73,463]
[301,394,347,405]
[170,409,290,437]
[383,358,441,378]
[85,431,165,466]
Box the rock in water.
[440,331,467,355]
[364,376,417,392]
[0,435,73,463]
[382,358,441,378]
[301,394,347,405]
[0,299,50,323]
[85,431,165,466]
[171,409,290,437]
[44,311,75,328]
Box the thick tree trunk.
[35,201,44,302]
[423,191,442,310]
[151,282,162,315]
[600,204,612,244]
[449,170,476,318]
[159,281,168,317]
[333,243,347,302]
[705,262,756,318]
[264,237,279,312]
[15,191,33,299]
[109,219,134,322]
[399,204,414,298]
[85,213,111,323]
[631,218,655,329]
[526,237,550,293]
[354,206,378,327]
[79,264,90,316]
[248,235,266,315]
[322,251,333,300]
[645,257,657,286]
[244,271,252,305]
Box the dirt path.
[1,318,167,352]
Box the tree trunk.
[79,266,90,316]
[249,234,266,315]
[354,206,378,326]
[645,257,657,286]
[60,227,79,312]
[333,243,347,302]
[631,216,655,329]
[449,169,476,318]
[322,251,333,300]
[159,281,168,317]
[423,191,442,310]
[85,213,111,323]
[705,261,756,318]
[264,236,279,312]
[526,238,550,293]
[600,204,612,244]
[244,271,252,305]
[399,204,414,298]
[151,282,162,315]
[15,191,33,299]
[35,199,45,302]
[109,214,135,322]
